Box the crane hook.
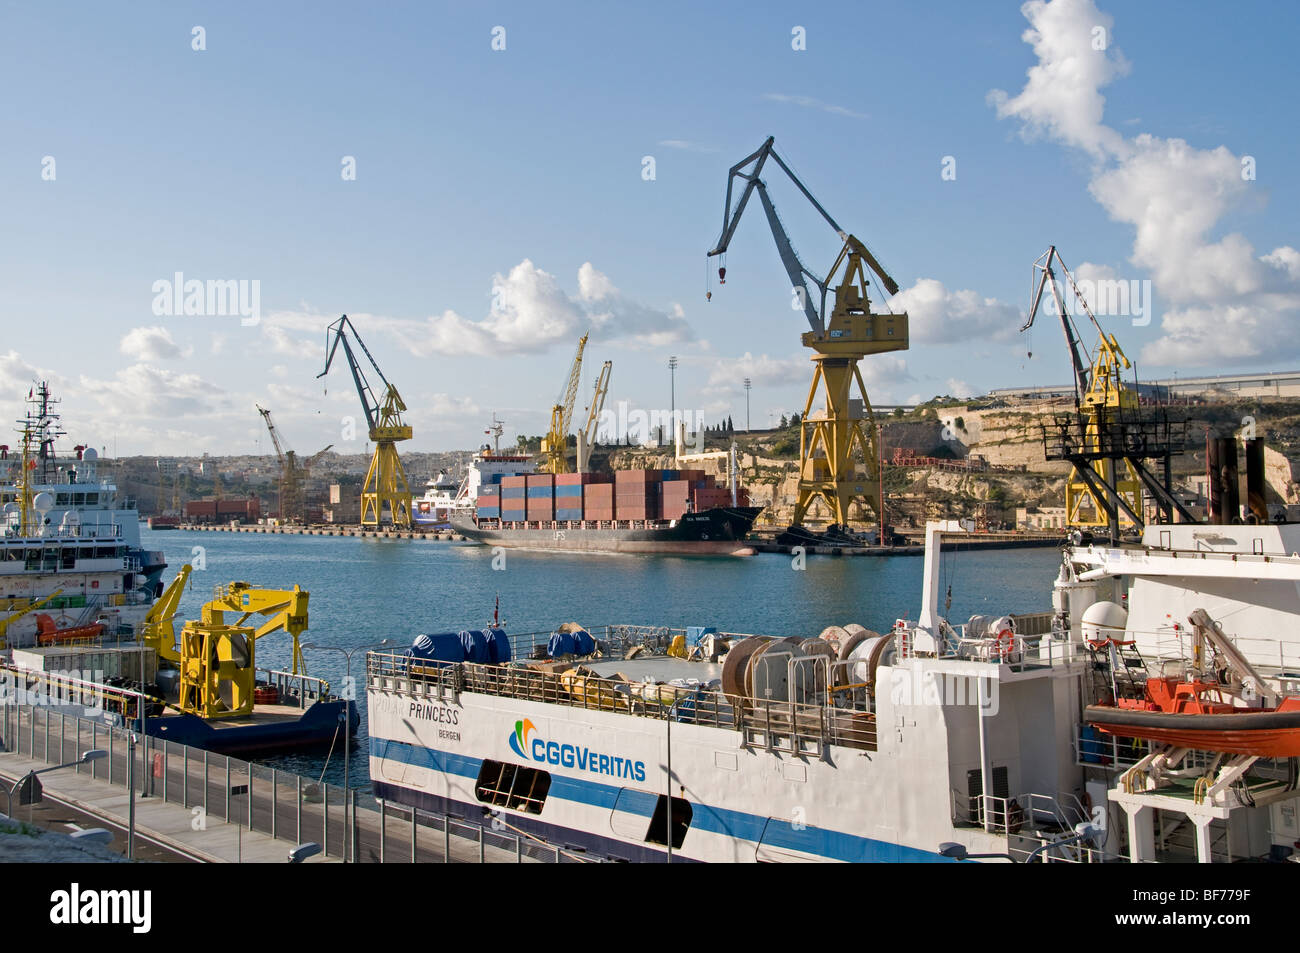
[718,266,726,285]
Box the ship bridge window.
[61,550,75,570]
[2,548,22,562]
[72,493,85,506]
[55,493,70,506]
[645,795,692,850]
[84,493,98,505]
[474,759,551,815]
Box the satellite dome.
[82,447,98,461]
[1081,601,1128,642]
[33,491,54,512]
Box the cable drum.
[720,636,774,703]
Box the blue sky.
[1,0,1296,456]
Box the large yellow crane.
[256,404,333,524]
[541,333,589,474]
[576,359,612,473]
[707,136,910,530]
[1023,245,1191,537]
[318,315,413,527]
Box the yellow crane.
[1023,245,1191,536]
[576,359,612,473]
[540,333,589,474]
[256,404,333,524]
[318,314,413,527]
[707,137,910,529]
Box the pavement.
[0,751,337,863]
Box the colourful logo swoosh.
[508,718,535,759]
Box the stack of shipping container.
[500,475,527,522]
[477,468,747,524]
[614,469,662,522]
[526,473,555,522]
[476,482,501,519]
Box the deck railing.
[367,630,879,754]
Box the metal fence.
[0,703,591,863]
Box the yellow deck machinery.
[138,567,310,719]
[707,137,909,529]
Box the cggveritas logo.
[508,719,646,782]
[50,884,151,933]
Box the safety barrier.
[0,702,593,863]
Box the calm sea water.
[141,529,1063,786]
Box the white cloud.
[119,326,190,361]
[266,260,692,360]
[263,325,319,360]
[988,0,1129,158]
[657,140,718,154]
[74,363,228,432]
[991,0,1300,368]
[886,278,1020,344]
[703,352,809,395]
[946,378,976,399]
[763,93,867,120]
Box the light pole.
[743,378,751,432]
[5,749,106,822]
[301,638,391,863]
[669,356,678,421]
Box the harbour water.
[142,529,1064,787]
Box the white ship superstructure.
[0,383,165,648]
[412,443,535,529]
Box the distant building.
[990,370,1300,402]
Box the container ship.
[453,467,762,556]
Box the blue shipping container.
[555,485,582,497]
[527,486,554,499]
[556,508,583,520]
[502,487,526,499]
[477,507,500,518]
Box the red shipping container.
[502,475,528,488]
[614,469,663,484]
[526,474,555,487]
[555,472,607,486]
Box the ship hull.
[452,506,762,556]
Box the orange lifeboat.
[1086,676,1300,758]
[34,613,106,646]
